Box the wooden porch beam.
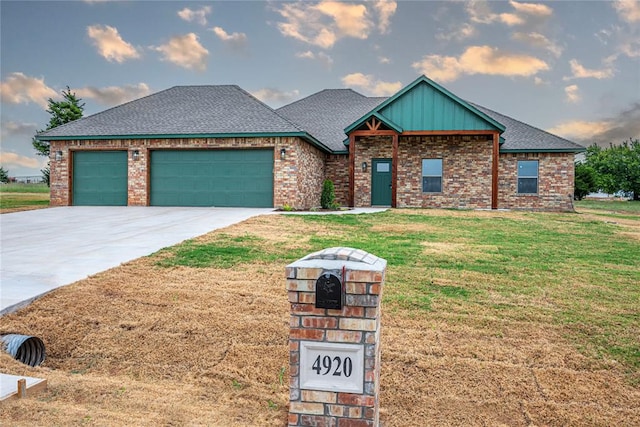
[348,134,355,207]
[492,132,499,209]
[392,134,398,209]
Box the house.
[37,75,585,211]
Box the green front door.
[371,158,392,206]
[150,150,273,207]
[73,151,128,206]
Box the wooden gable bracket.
[366,117,382,131]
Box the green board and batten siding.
[150,150,274,207]
[73,151,128,206]
[378,81,498,131]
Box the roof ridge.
[277,88,367,112]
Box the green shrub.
[320,179,336,209]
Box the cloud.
[0,152,41,169]
[152,33,208,71]
[564,59,615,80]
[75,83,151,106]
[295,50,334,68]
[274,1,394,49]
[211,26,248,49]
[509,0,552,18]
[564,84,580,103]
[373,0,397,34]
[512,32,562,57]
[466,0,552,27]
[87,25,140,63]
[378,56,391,64]
[412,45,549,82]
[548,103,640,146]
[436,23,476,42]
[613,0,640,23]
[178,6,211,26]
[251,88,300,105]
[0,72,57,108]
[1,121,38,138]
[341,73,402,96]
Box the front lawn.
[1,209,638,425]
[0,183,49,213]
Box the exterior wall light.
[280,148,286,160]
[362,161,367,172]
[132,150,140,161]
[55,151,63,161]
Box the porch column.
[491,132,499,209]
[348,134,355,207]
[391,134,398,208]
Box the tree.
[32,86,84,185]
[320,179,337,209]
[0,166,9,184]
[574,161,597,200]
[585,139,640,200]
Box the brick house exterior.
[38,76,584,211]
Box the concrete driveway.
[0,207,273,315]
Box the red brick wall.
[325,154,350,206]
[397,135,493,209]
[49,136,325,210]
[498,152,575,211]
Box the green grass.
[156,209,640,382]
[0,183,50,193]
[575,199,640,214]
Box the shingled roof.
[37,85,304,139]
[38,82,584,154]
[276,89,387,152]
[470,103,585,152]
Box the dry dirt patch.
[1,213,638,426]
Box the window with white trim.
[517,160,538,194]
[422,159,443,193]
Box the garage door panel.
[73,151,128,206]
[150,150,273,207]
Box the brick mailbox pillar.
[286,247,387,427]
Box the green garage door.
[73,151,128,206]
[150,150,274,207]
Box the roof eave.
[500,147,586,153]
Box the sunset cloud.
[341,73,402,96]
[564,59,615,80]
[0,72,57,108]
[296,50,334,68]
[0,152,42,169]
[87,24,140,63]
[1,120,38,138]
[153,33,208,71]
[373,0,397,34]
[251,88,300,106]
[177,6,211,26]
[547,120,612,141]
[75,83,150,106]
[564,85,581,103]
[211,26,248,49]
[275,1,396,49]
[412,45,549,82]
[467,0,552,27]
[512,32,562,57]
[612,0,640,23]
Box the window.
[517,160,538,194]
[422,159,442,193]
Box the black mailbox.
[315,272,343,310]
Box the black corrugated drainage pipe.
[0,334,46,367]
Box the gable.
[345,76,505,135]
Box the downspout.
[349,134,355,207]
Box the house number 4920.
[311,355,353,377]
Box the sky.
[1,0,639,177]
